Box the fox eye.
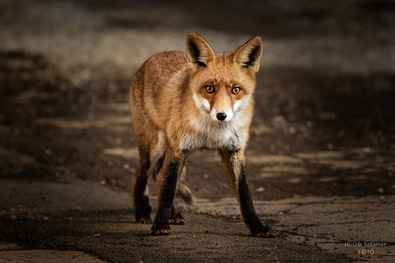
[231,87,241,95]
[205,85,215,93]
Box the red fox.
[129,32,275,237]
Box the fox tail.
[176,180,193,205]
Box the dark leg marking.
[150,154,186,235]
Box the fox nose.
[216,112,227,121]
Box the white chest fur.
[180,113,249,151]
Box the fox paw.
[135,208,152,224]
[150,224,171,235]
[250,225,276,238]
[136,215,152,224]
[169,212,186,225]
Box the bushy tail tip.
[176,181,193,205]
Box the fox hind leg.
[169,164,190,225]
[132,131,166,224]
[132,147,152,224]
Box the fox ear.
[233,36,263,73]
[186,32,216,70]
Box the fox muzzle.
[216,112,227,121]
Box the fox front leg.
[150,151,186,235]
[219,148,276,237]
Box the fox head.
[186,32,263,122]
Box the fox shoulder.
[137,51,188,85]
[131,51,189,107]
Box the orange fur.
[129,32,275,237]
